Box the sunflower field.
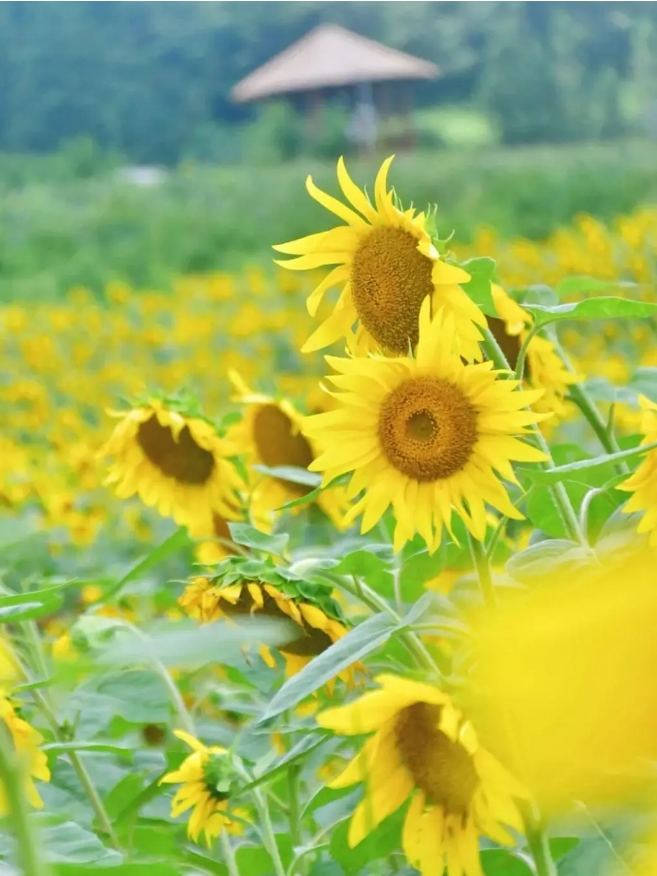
[3,156,657,876]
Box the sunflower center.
[253,404,315,495]
[378,376,478,482]
[395,702,479,817]
[351,226,434,354]
[137,415,215,485]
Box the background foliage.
[0,1,656,162]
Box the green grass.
[1,140,656,300]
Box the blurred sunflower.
[224,373,347,531]
[489,285,577,419]
[618,395,657,544]
[304,299,547,553]
[318,675,527,876]
[179,559,352,680]
[161,729,242,846]
[274,156,485,361]
[100,397,242,530]
[0,698,50,813]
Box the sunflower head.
[304,298,548,553]
[490,284,578,419]
[225,373,348,531]
[318,674,528,874]
[161,729,244,846]
[100,394,243,530]
[274,156,486,361]
[180,556,351,679]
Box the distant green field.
[1,139,656,300]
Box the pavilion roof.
[231,24,439,103]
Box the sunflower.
[618,395,657,544]
[224,372,347,531]
[318,675,527,876]
[273,156,485,361]
[303,299,547,553]
[490,285,577,419]
[160,729,242,846]
[0,698,50,814]
[179,559,352,680]
[100,397,242,531]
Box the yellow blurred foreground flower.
[304,300,547,552]
[318,675,527,876]
[0,698,50,813]
[274,156,485,360]
[161,730,242,846]
[618,396,657,544]
[472,544,657,813]
[100,397,242,530]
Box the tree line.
[0,1,655,163]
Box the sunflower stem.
[468,534,497,609]
[220,831,241,876]
[522,803,557,876]
[481,328,584,544]
[18,622,122,851]
[0,719,52,876]
[121,621,196,736]
[287,762,302,849]
[550,337,629,471]
[328,573,440,676]
[252,787,288,876]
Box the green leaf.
[524,297,657,327]
[519,440,657,486]
[506,539,593,582]
[630,367,657,402]
[549,837,580,861]
[95,618,292,670]
[0,598,62,622]
[237,733,330,796]
[259,612,398,722]
[115,772,168,826]
[104,773,145,819]
[460,257,497,316]
[555,276,631,297]
[329,805,404,874]
[96,671,172,723]
[332,549,394,599]
[31,815,122,865]
[308,863,345,876]
[103,527,189,602]
[229,522,289,556]
[252,464,322,488]
[582,377,638,406]
[481,849,533,876]
[55,865,182,876]
[42,741,134,758]
[398,550,444,603]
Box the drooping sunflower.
[303,299,547,553]
[0,698,51,814]
[618,395,657,544]
[160,729,243,846]
[489,285,577,420]
[179,557,352,680]
[224,372,348,531]
[273,156,485,361]
[100,397,243,531]
[318,675,527,876]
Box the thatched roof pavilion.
[231,24,439,150]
